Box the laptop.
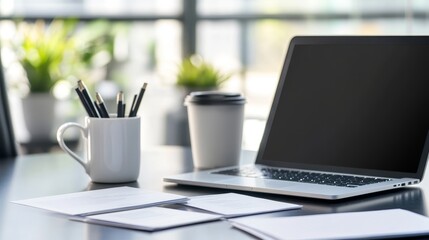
[164,36,429,200]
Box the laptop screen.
[257,36,429,179]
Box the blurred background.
[0,0,426,154]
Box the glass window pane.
[0,19,182,146]
[196,21,241,88]
[197,15,422,149]
[3,0,429,151]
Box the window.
[0,0,425,151]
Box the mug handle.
[56,122,89,173]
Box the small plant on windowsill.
[17,19,78,94]
[168,55,231,145]
[176,55,230,92]
[15,19,120,140]
[15,19,79,140]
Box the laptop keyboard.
[212,167,392,188]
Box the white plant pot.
[21,93,57,141]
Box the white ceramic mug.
[57,116,141,183]
[185,92,246,169]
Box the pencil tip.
[143,82,148,89]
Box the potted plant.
[16,20,78,140]
[176,55,230,93]
[166,55,231,145]
[10,19,126,143]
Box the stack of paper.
[12,186,187,216]
[12,188,304,232]
[77,192,301,231]
[230,209,429,240]
[185,193,301,218]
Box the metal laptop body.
[165,36,429,200]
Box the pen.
[117,91,124,118]
[130,82,148,117]
[78,80,99,118]
[95,92,110,118]
[129,94,137,117]
[122,103,126,118]
[75,87,93,117]
[94,100,102,118]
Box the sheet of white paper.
[231,209,429,240]
[12,187,188,216]
[185,193,301,217]
[83,207,221,231]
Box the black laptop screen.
[259,37,429,178]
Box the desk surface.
[1,146,428,240]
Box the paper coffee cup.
[185,92,245,169]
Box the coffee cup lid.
[184,91,246,105]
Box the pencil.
[95,92,110,118]
[130,82,148,117]
[117,91,124,118]
[78,80,99,118]
[75,87,93,117]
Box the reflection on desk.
[303,187,426,215]
[1,146,429,240]
[19,138,80,154]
